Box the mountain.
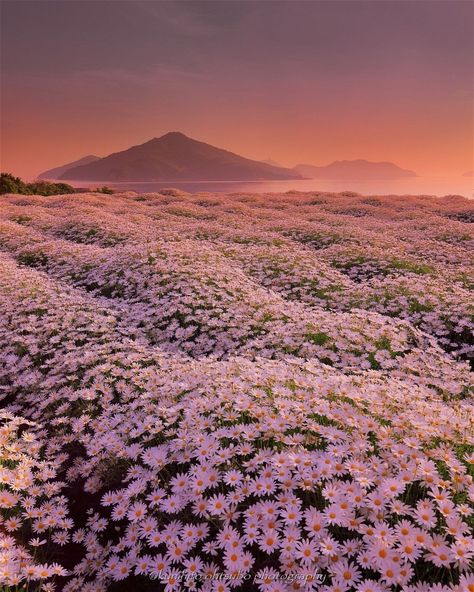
[59,132,303,182]
[261,158,283,167]
[38,155,101,180]
[294,160,416,179]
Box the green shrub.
[27,179,75,196]
[0,172,29,195]
[0,173,75,196]
[96,186,114,194]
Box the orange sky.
[1,1,472,180]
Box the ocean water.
[75,176,473,198]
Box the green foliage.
[10,215,32,224]
[0,172,75,196]
[304,331,331,346]
[389,258,434,275]
[0,172,29,195]
[367,351,381,370]
[96,186,115,194]
[17,251,49,267]
[27,179,75,196]
[408,299,435,314]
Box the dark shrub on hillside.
[0,173,75,196]
[0,172,29,195]
[27,180,75,196]
[95,186,115,194]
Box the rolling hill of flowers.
[0,189,473,592]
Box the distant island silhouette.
[51,132,302,182]
[40,134,420,183]
[39,155,101,180]
[294,160,417,180]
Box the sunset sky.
[1,0,472,180]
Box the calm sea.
[73,177,473,198]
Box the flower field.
[0,190,473,592]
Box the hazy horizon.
[1,0,472,182]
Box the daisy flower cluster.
[0,413,70,588]
[0,189,472,591]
